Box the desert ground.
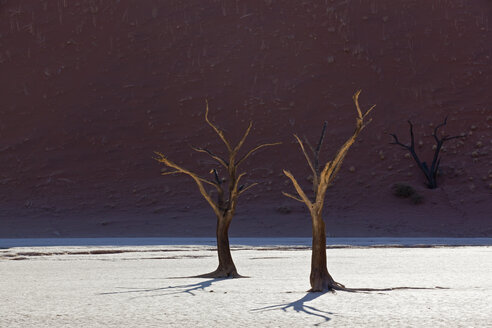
[1,238,491,327]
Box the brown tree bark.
[197,213,240,278]
[215,214,239,277]
[309,211,344,291]
[283,90,374,292]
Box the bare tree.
[155,102,280,278]
[389,117,462,189]
[282,90,375,292]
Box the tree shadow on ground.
[250,285,447,326]
[251,292,333,326]
[98,278,225,299]
[333,285,447,293]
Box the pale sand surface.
[1,242,491,327]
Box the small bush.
[392,183,424,205]
[392,183,416,198]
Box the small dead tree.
[282,90,375,292]
[389,117,462,189]
[155,102,280,278]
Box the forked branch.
[283,90,375,210]
[317,90,374,199]
[157,101,280,219]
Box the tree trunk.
[309,211,341,292]
[197,213,240,278]
[214,214,239,277]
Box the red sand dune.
[0,0,491,237]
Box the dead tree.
[155,102,280,278]
[389,117,462,189]
[282,90,375,292]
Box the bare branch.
[364,104,376,120]
[154,152,221,216]
[233,121,253,154]
[389,133,411,150]
[227,171,248,212]
[320,134,355,186]
[315,122,327,155]
[353,89,375,124]
[283,169,313,208]
[163,169,218,188]
[238,182,258,196]
[303,136,316,157]
[432,116,464,142]
[195,176,218,188]
[294,134,317,180]
[191,146,228,168]
[236,142,282,167]
[204,100,232,152]
[317,91,375,197]
[236,172,247,185]
[210,168,222,185]
[313,122,327,189]
[160,170,181,176]
[281,192,304,203]
[353,89,363,119]
[408,121,415,149]
[442,135,464,141]
[432,116,448,142]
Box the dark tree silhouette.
[390,117,463,189]
[282,90,375,292]
[155,102,280,278]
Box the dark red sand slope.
[0,0,491,237]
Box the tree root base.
[309,280,346,293]
[192,269,246,279]
[309,280,446,293]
